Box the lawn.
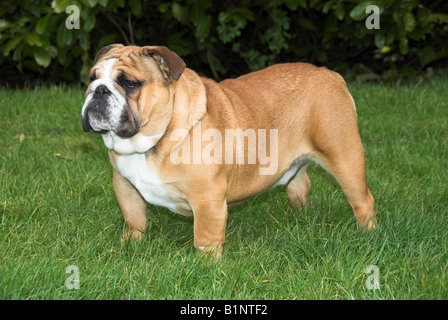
[0,77,447,300]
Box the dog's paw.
[196,244,223,259]
[121,229,144,242]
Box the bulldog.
[81,44,376,257]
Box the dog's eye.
[123,80,137,88]
[89,75,96,82]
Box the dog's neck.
[152,68,208,156]
[171,68,208,133]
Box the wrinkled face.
[81,44,185,140]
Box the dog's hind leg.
[312,141,376,230]
[305,74,376,230]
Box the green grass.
[0,78,447,300]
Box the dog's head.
[81,44,186,151]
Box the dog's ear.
[142,46,186,81]
[93,43,123,65]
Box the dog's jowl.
[81,44,377,257]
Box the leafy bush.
[1,0,447,85]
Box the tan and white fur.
[81,44,376,257]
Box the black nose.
[94,85,111,96]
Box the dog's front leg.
[191,197,228,258]
[113,170,148,241]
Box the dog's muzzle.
[81,84,139,138]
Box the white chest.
[116,153,182,214]
[103,132,163,154]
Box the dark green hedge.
[1,0,448,85]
